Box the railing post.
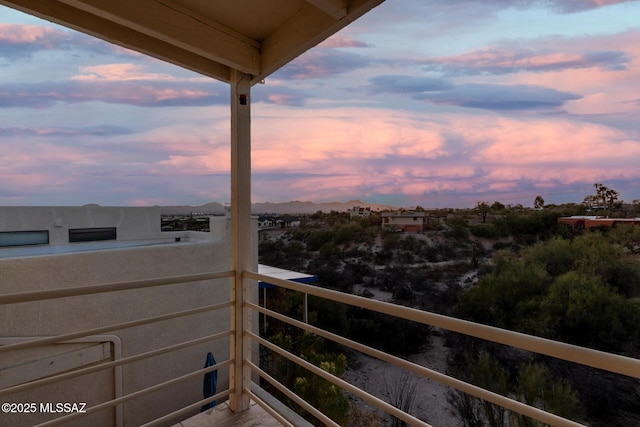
[229,69,252,413]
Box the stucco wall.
[0,206,167,245]
[387,217,424,226]
[382,215,425,232]
[0,216,258,427]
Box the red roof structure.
[558,216,640,229]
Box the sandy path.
[343,333,459,426]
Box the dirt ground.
[343,332,459,426]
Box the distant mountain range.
[159,200,396,215]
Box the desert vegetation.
[258,199,640,426]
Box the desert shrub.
[445,217,470,239]
[346,308,431,356]
[319,242,342,260]
[267,333,351,426]
[333,223,363,245]
[382,232,402,251]
[259,239,285,265]
[307,230,334,251]
[449,352,584,427]
[457,231,640,353]
[470,224,501,239]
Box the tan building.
[381,211,426,232]
[349,206,371,219]
[0,206,257,427]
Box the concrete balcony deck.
[172,401,283,427]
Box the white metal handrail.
[36,362,232,427]
[0,301,232,356]
[245,386,297,427]
[138,388,231,427]
[0,270,234,305]
[1,331,232,398]
[1,272,235,427]
[245,271,640,379]
[250,331,432,427]
[4,265,637,427]
[247,301,583,427]
[246,360,337,427]
[245,271,640,426]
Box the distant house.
[381,211,426,232]
[257,215,300,230]
[258,216,277,229]
[349,206,371,219]
[278,216,301,228]
[558,216,640,230]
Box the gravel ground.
[343,333,459,426]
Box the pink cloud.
[468,117,640,193]
[478,30,640,115]
[319,35,372,48]
[126,123,232,176]
[252,107,446,171]
[0,23,134,60]
[422,47,624,75]
[0,139,96,191]
[0,23,62,44]
[71,64,209,82]
[552,0,636,12]
[4,91,636,206]
[265,93,301,106]
[248,103,640,203]
[487,181,520,192]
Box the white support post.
[229,69,252,413]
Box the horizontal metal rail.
[249,331,432,427]
[138,389,231,427]
[245,360,338,427]
[35,360,232,427]
[1,330,232,397]
[0,301,232,355]
[0,270,235,427]
[245,387,296,427]
[6,267,635,427]
[1,272,234,427]
[0,270,234,305]
[246,271,640,379]
[248,301,584,427]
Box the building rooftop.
[0,238,199,259]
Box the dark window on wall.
[69,227,117,243]
[0,230,49,247]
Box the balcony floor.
[173,400,284,427]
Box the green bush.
[346,308,431,356]
[267,332,351,426]
[456,231,640,353]
[470,224,501,239]
[307,230,334,251]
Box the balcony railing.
[1,267,639,427]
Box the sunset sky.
[1,0,639,208]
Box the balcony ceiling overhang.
[0,0,384,85]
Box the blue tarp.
[201,352,217,411]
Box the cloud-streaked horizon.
[0,1,639,208]
[0,23,139,59]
